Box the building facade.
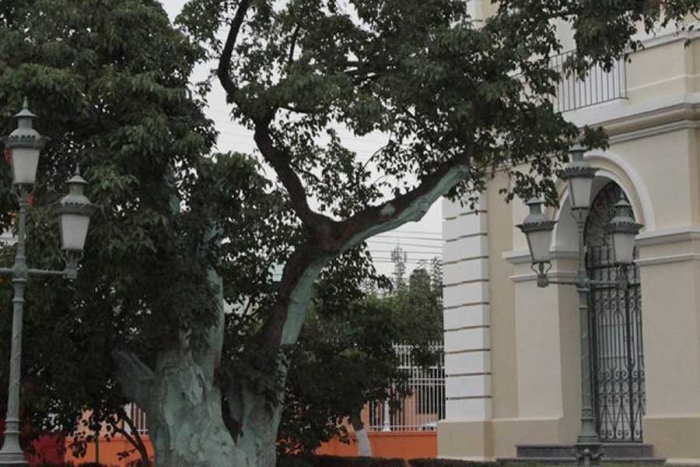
[439,7,700,465]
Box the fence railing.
[368,342,445,432]
[124,403,149,436]
[550,50,627,113]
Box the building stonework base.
[438,420,493,461]
[438,418,575,461]
[644,415,700,465]
[439,416,700,464]
[491,417,575,459]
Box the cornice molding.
[608,119,700,145]
[567,94,700,139]
[502,248,578,265]
[636,226,700,247]
[636,253,700,266]
[632,25,700,53]
[509,270,578,283]
[502,250,530,265]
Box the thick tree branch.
[338,158,471,250]
[260,156,471,354]
[112,350,155,410]
[262,243,330,351]
[254,123,336,240]
[217,0,251,98]
[113,411,151,466]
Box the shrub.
[409,459,498,467]
[278,455,509,467]
[34,463,109,467]
[278,455,407,467]
[318,456,406,467]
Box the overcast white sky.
[161,0,443,276]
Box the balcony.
[551,50,627,113]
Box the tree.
[3,1,700,466]
[279,257,443,456]
[0,0,260,465]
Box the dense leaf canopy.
[280,258,443,454]
[0,0,293,447]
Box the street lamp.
[561,144,597,211]
[517,198,556,287]
[517,145,642,466]
[0,99,94,466]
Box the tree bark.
[227,255,330,467]
[115,270,249,467]
[350,414,372,457]
[226,380,280,467]
[146,347,248,467]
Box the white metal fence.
[368,342,445,432]
[124,403,149,436]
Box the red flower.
[3,149,10,164]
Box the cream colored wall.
[487,174,518,420]
[627,40,693,102]
[610,130,695,227]
[440,17,700,465]
[632,122,700,461]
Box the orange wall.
[64,436,154,467]
[316,432,437,460]
[64,431,436,465]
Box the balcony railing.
[551,50,627,113]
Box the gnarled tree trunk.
[226,380,280,467]
[146,347,247,467]
[115,271,249,467]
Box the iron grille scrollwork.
[585,182,645,443]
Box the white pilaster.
[442,194,492,422]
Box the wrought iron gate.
[585,182,645,442]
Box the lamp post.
[0,100,94,466]
[517,145,642,466]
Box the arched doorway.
[585,181,645,442]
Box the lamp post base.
[0,433,27,466]
[575,443,604,467]
[0,452,27,466]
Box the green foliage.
[408,460,497,467]
[279,258,443,454]
[278,455,408,467]
[177,0,700,211]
